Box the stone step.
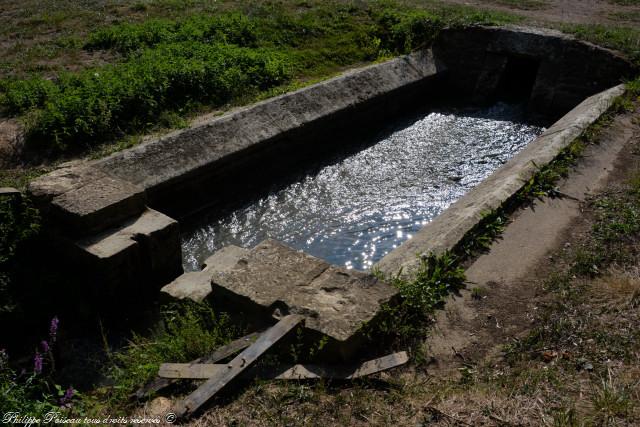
[75,207,182,297]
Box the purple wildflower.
[59,387,75,408]
[34,351,43,374]
[41,340,50,353]
[49,316,59,342]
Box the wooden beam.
[159,351,409,380]
[274,351,409,380]
[159,363,224,380]
[0,187,21,197]
[134,332,261,399]
[172,314,304,419]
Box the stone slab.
[209,240,396,342]
[160,270,213,303]
[375,84,626,276]
[163,239,397,343]
[160,245,251,303]
[29,163,146,235]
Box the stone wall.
[433,26,634,121]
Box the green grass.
[0,1,520,154]
[3,43,291,150]
[96,302,236,410]
[607,0,640,5]
[562,23,640,66]
[370,251,466,349]
[609,10,640,22]
[84,13,259,54]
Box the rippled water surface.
[182,103,544,271]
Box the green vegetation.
[0,316,86,417]
[0,1,520,154]
[562,23,640,66]
[84,13,259,54]
[607,0,640,5]
[2,44,290,150]
[609,10,640,22]
[0,195,40,314]
[102,302,235,406]
[459,209,508,256]
[0,302,236,418]
[362,251,467,363]
[383,252,466,342]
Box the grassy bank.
[0,1,520,154]
[1,1,638,159]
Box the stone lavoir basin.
[27,26,634,354]
[181,103,544,272]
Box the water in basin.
[181,102,544,271]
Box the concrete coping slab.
[28,50,442,238]
[375,84,627,276]
[162,239,398,344]
[92,50,442,194]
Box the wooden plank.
[159,363,224,379]
[134,332,260,399]
[172,314,304,418]
[274,351,409,380]
[159,351,409,380]
[0,187,21,197]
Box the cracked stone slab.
[161,240,398,347]
[206,239,397,343]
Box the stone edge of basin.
[26,49,441,237]
[375,83,627,276]
[92,48,442,203]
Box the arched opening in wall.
[494,55,540,103]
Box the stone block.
[29,163,146,236]
[161,239,397,358]
[160,271,213,303]
[207,240,397,344]
[76,208,182,297]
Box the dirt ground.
[438,0,640,25]
[424,111,639,375]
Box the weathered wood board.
[159,351,408,380]
[134,332,261,399]
[172,315,303,418]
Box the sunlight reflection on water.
[181,103,544,271]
